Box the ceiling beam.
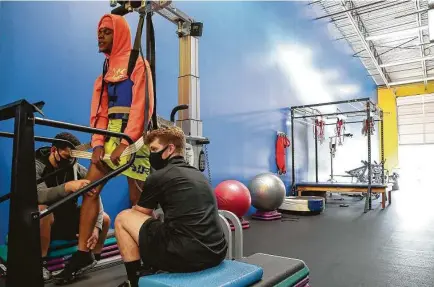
[313,1,385,21]
[389,76,434,86]
[365,25,428,41]
[379,55,434,68]
[339,0,391,87]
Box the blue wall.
[0,1,376,243]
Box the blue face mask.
[149,145,172,170]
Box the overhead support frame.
[138,1,206,169]
[156,4,194,25]
[155,3,203,138]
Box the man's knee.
[87,162,109,180]
[103,212,111,228]
[114,209,133,229]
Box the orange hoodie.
[90,14,154,147]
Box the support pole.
[178,34,200,136]
[291,109,295,195]
[368,112,372,210]
[365,101,372,213]
[315,124,319,183]
[330,145,334,182]
[7,102,42,287]
[381,110,385,184]
[178,34,202,168]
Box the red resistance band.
[276,133,290,175]
[363,118,375,136]
[314,118,325,143]
[336,119,345,145]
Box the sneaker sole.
[52,260,97,285]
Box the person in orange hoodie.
[53,14,154,285]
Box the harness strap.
[146,12,158,130]
[74,136,145,160]
[93,59,109,129]
[108,106,130,114]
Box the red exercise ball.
[215,180,252,217]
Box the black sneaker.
[138,268,157,277]
[117,268,159,287]
[117,281,132,287]
[52,252,96,285]
[42,266,52,281]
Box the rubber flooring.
[243,188,434,287]
[4,187,434,287]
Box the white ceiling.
[311,0,433,88]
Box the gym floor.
[29,187,434,286]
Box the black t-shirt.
[137,156,227,264]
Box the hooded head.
[97,14,132,82]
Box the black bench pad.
[241,253,306,287]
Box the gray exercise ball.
[248,173,286,211]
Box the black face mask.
[149,145,172,170]
[56,151,73,169]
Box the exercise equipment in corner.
[276,131,290,175]
[215,180,251,230]
[249,173,286,221]
[279,196,325,214]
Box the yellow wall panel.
[377,88,398,171]
[378,80,434,171]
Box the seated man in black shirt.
[114,126,227,287]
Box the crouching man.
[36,132,110,281]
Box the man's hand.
[86,188,98,197]
[91,146,105,165]
[110,143,128,166]
[86,227,100,250]
[65,179,91,193]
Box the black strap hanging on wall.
[146,11,158,130]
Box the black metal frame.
[290,97,385,213]
[0,99,137,286]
